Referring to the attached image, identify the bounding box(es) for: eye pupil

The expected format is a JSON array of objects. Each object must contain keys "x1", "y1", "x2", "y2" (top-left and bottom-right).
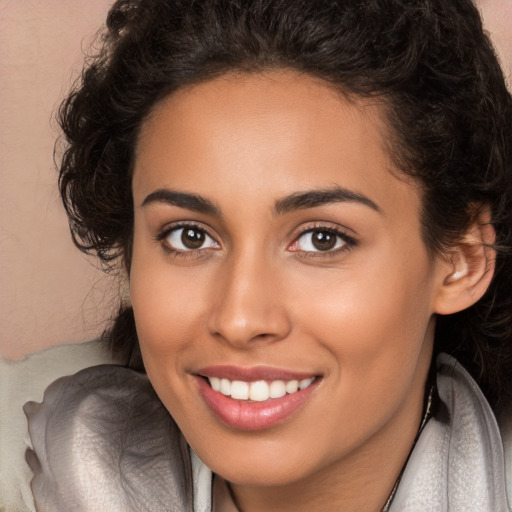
[
  {"x1": 181, "y1": 228, "x2": 205, "y2": 249},
  {"x1": 312, "y1": 230, "x2": 337, "y2": 251}
]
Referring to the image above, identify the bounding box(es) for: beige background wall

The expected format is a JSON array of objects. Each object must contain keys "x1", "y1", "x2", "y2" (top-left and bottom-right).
[
  {"x1": 0, "y1": 0, "x2": 510, "y2": 360},
  {"x1": 0, "y1": 1, "x2": 115, "y2": 359}
]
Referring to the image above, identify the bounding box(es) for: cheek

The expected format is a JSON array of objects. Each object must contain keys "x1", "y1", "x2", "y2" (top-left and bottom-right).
[
  {"x1": 131, "y1": 268, "x2": 207, "y2": 354},
  {"x1": 284, "y1": 259, "x2": 436, "y2": 450},
  {"x1": 129, "y1": 258, "x2": 209, "y2": 420},
  {"x1": 128, "y1": 233, "x2": 210, "y2": 364},
  {"x1": 289, "y1": 246, "x2": 436, "y2": 383}
]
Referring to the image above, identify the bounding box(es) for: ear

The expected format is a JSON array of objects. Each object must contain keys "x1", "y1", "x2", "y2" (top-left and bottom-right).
[{"x1": 433, "y1": 208, "x2": 496, "y2": 315}]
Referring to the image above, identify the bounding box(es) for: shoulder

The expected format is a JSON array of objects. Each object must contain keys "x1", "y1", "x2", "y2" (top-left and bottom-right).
[
  {"x1": 2, "y1": 339, "x2": 117, "y2": 512},
  {"x1": 25, "y1": 364, "x2": 194, "y2": 512}
]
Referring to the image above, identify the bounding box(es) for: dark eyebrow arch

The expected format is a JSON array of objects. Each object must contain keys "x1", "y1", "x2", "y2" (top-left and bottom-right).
[
  {"x1": 274, "y1": 187, "x2": 381, "y2": 215},
  {"x1": 141, "y1": 189, "x2": 220, "y2": 215}
]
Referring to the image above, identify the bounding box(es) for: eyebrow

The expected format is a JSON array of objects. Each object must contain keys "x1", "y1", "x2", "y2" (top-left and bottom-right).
[
  {"x1": 274, "y1": 187, "x2": 381, "y2": 215},
  {"x1": 141, "y1": 189, "x2": 220, "y2": 215},
  {"x1": 141, "y1": 186, "x2": 381, "y2": 216}
]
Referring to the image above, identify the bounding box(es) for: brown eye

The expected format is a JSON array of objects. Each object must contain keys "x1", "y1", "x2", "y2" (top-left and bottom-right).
[
  {"x1": 296, "y1": 229, "x2": 346, "y2": 252},
  {"x1": 311, "y1": 230, "x2": 337, "y2": 251},
  {"x1": 182, "y1": 228, "x2": 205, "y2": 249},
  {"x1": 164, "y1": 226, "x2": 218, "y2": 251}
]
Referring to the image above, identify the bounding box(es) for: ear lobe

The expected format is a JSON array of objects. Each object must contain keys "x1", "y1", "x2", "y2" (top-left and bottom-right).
[{"x1": 434, "y1": 209, "x2": 496, "y2": 315}]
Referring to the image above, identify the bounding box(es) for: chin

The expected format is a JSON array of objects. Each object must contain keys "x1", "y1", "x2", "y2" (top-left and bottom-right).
[{"x1": 192, "y1": 432, "x2": 325, "y2": 487}]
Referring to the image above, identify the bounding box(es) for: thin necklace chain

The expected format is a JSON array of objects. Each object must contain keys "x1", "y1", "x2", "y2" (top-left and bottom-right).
[{"x1": 381, "y1": 385, "x2": 435, "y2": 512}]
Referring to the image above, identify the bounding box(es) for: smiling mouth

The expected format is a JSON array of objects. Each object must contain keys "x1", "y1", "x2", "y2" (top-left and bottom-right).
[
  {"x1": 196, "y1": 372, "x2": 321, "y2": 430},
  {"x1": 205, "y1": 376, "x2": 317, "y2": 402}
]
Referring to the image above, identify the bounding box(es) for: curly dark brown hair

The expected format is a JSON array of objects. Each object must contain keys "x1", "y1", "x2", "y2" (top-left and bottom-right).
[{"x1": 58, "y1": 0, "x2": 512, "y2": 412}]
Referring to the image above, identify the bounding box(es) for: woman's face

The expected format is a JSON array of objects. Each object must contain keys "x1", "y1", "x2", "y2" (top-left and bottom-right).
[{"x1": 130, "y1": 71, "x2": 449, "y2": 492}]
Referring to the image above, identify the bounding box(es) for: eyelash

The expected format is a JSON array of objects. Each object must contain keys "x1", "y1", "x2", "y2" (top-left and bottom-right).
[
  {"x1": 156, "y1": 222, "x2": 357, "y2": 259},
  {"x1": 156, "y1": 222, "x2": 219, "y2": 259},
  {"x1": 289, "y1": 224, "x2": 357, "y2": 259}
]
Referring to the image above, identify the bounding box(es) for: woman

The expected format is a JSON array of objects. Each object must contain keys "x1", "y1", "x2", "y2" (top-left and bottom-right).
[{"x1": 25, "y1": 0, "x2": 512, "y2": 510}]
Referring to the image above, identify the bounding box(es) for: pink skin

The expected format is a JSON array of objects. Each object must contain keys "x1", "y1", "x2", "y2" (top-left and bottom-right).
[{"x1": 129, "y1": 70, "x2": 483, "y2": 511}]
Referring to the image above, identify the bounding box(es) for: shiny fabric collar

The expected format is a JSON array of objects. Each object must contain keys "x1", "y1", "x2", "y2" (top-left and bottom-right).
[{"x1": 390, "y1": 353, "x2": 509, "y2": 511}]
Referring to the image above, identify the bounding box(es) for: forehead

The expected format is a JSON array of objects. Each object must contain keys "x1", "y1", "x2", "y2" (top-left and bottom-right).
[{"x1": 133, "y1": 70, "x2": 420, "y2": 217}]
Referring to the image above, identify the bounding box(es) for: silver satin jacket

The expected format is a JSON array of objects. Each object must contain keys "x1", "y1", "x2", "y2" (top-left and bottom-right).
[{"x1": 25, "y1": 354, "x2": 511, "y2": 511}]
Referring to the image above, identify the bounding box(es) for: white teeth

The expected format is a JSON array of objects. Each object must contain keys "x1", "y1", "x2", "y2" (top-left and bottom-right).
[
  {"x1": 249, "y1": 380, "x2": 269, "y2": 402},
  {"x1": 269, "y1": 380, "x2": 286, "y2": 399},
  {"x1": 285, "y1": 380, "x2": 299, "y2": 394},
  {"x1": 299, "y1": 378, "x2": 314, "y2": 390},
  {"x1": 220, "y1": 378, "x2": 231, "y2": 396},
  {"x1": 210, "y1": 377, "x2": 221, "y2": 392},
  {"x1": 231, "y1": 381, "x2": 249, "y2": 400},
  {"x1": 207, "y1": 376, "x2": 315, "y2": 401}
]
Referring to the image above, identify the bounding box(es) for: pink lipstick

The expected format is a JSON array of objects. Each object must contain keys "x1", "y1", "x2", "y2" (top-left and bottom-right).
[{"x1": 195, "y1": 366, "x2": 320, "y2": 430}]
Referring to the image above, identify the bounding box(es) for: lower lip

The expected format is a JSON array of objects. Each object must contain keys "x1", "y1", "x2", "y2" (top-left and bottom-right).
[{"x1": 195, "y1": 377, "x2": 320, "y2": 431}]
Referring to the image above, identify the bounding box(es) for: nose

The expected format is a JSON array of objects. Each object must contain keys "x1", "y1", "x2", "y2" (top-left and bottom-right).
[{"x1": 207, "y1": 253, "x2": 291, "y2": 348}]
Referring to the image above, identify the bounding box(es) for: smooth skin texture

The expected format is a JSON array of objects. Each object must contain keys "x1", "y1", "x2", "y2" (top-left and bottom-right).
[{"x1": 130, "y1": 71, "x2": 494, "y2": 512}]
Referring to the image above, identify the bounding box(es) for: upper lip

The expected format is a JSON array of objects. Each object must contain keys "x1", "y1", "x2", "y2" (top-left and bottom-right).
[{"x1": 196, "y1": 365, "x2": 318, "y2": 381}]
